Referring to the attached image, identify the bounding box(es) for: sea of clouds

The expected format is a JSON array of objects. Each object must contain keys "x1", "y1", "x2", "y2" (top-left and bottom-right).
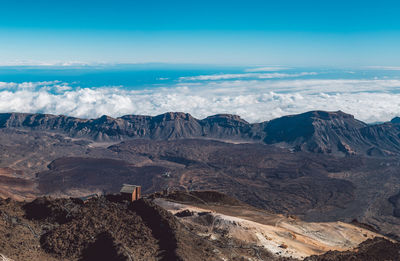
[{"x1": 1, "y1": 72, "x2": 400, "y2": 123}]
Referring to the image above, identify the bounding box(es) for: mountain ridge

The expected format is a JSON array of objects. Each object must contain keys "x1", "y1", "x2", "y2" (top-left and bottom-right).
[{"x1": 1, "y1": 110, "x2": 400, "y2": 155}]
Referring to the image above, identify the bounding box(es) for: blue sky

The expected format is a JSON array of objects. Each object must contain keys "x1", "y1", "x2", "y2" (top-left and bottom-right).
[{"x1": 0, "y1": 0, "x2": 400, "y2": 66}]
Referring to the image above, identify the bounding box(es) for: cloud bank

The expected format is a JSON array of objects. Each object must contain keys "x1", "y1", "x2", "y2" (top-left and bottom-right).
[
  {"x1": 244, "y1": 67, "x2": 291, "y2": 72},
  {"x1": 179, "y1": 72, "x2": 317, "y2": 81},
  {"x1": 0, "y1": 78, "x2": 400, "y2": 123},
  {"x1": 366, "y1": 66, "x2": 400, "y2": 71}
]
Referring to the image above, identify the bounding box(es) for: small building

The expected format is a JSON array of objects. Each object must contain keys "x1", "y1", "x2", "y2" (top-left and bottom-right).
[{"x1": 120, "y1": 184, "x2": 141, "y2": 201}]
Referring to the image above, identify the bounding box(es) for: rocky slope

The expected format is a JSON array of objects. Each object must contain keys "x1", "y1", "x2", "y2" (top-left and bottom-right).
[
  {"x1": 304, "y1": 237, "x2": 400, "y2": 261},
  {"x1": 155, "y1": 191, "x2": 388, "y2": 260},
  {"x1": 0, "y1": 194, "x2": 293, "y2": 261},
  {"x1": 1, "y1": 192, "x2": 396, "y2": 261}
]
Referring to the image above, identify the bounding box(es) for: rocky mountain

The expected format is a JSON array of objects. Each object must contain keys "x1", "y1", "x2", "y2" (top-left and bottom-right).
[
  {"x1": 263, "y1": 111, "x2": 367, "y2": 154},
  {"x1": 263, "y1": 111, "x2": 400, "y2": 156},
  {"x1": 391, "y1": 117, "x2": 400, "y2": 124},
  {"x1": 0, "y1": 112, "x2": 262, "y2": 142},
  {"x1": 1, "y1": 110, "x2": 400, "y2": 156}
]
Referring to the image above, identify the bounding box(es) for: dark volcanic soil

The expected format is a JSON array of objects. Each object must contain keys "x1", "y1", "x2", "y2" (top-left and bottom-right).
[
  {"x1": 28, "y1": 138, "x2": 400, "y2": 240},
  {"x1": 38, "y1": 157, "x2": 167, "y2": 195},
  {"x1": 0, "y1": 196, "x2": 292, "y2": 261},
  {"x1": 106, "y1": 139, "x2": 358, "y2": 215},
  {"x1": 305, "y1": 237, "x2": 400, "y2": 261}
]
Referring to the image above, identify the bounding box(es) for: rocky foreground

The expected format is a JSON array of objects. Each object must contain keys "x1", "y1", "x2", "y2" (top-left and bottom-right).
[{"x1": 0, "y1": 191, "x2": 399, "y2": 261}]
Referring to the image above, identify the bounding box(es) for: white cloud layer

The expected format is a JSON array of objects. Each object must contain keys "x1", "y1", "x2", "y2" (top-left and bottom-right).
[
  {"x1": 245, "y1": 66, "x2": 291, "y2": 72},
  {"x1": 0, "y1": 60, "x2": 92, "y2": 66},
  {"x1": 366, "y1": 66, "x2": 400, "y2": 71},
  {"x1": 179, "y1": 72, "x2": 317, "y2": 81},
  {"x1": 0, "y1": 79, "x2": 400, "y2": 123}
]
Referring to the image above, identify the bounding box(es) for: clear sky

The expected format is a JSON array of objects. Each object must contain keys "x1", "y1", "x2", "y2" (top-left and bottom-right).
[{"x1": 1, "y1": 0, "x2": 400, "y2": 66}]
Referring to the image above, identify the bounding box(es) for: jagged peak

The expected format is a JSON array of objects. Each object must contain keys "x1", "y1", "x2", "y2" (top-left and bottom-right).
[
  {"x1": 391, "y1": 117, "x2": 400, "y2": 124},
  {"x1": 97, "y1": 115, "x2": 115, "y2": 121},
  {"x1": 153, "y1": 112, "x2": 194, "y2": 121},
  {"x1": 267, "y1": 111, "x2": 363, "y2": 127},
  {"x1": 309, "y1": 110, "x2": 355, "y2": 119},
  {"x1": 203, "y1": 114, "x2": 249, "y2": 124},
  {"x1": 266, "y1": 110, "x2": 367, "y2": 130},
  {"x1": 286, "y1": 110, "x2": 355, "y2": 120}
]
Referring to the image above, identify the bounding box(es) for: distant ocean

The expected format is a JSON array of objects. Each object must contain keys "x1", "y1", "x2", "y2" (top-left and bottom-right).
[
  {"x1": 0, "y1": 64, "x2": 399, "y2": 123},
  {"x1": 0, "y1": 64, "x2": 399, "y2": 89}
]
